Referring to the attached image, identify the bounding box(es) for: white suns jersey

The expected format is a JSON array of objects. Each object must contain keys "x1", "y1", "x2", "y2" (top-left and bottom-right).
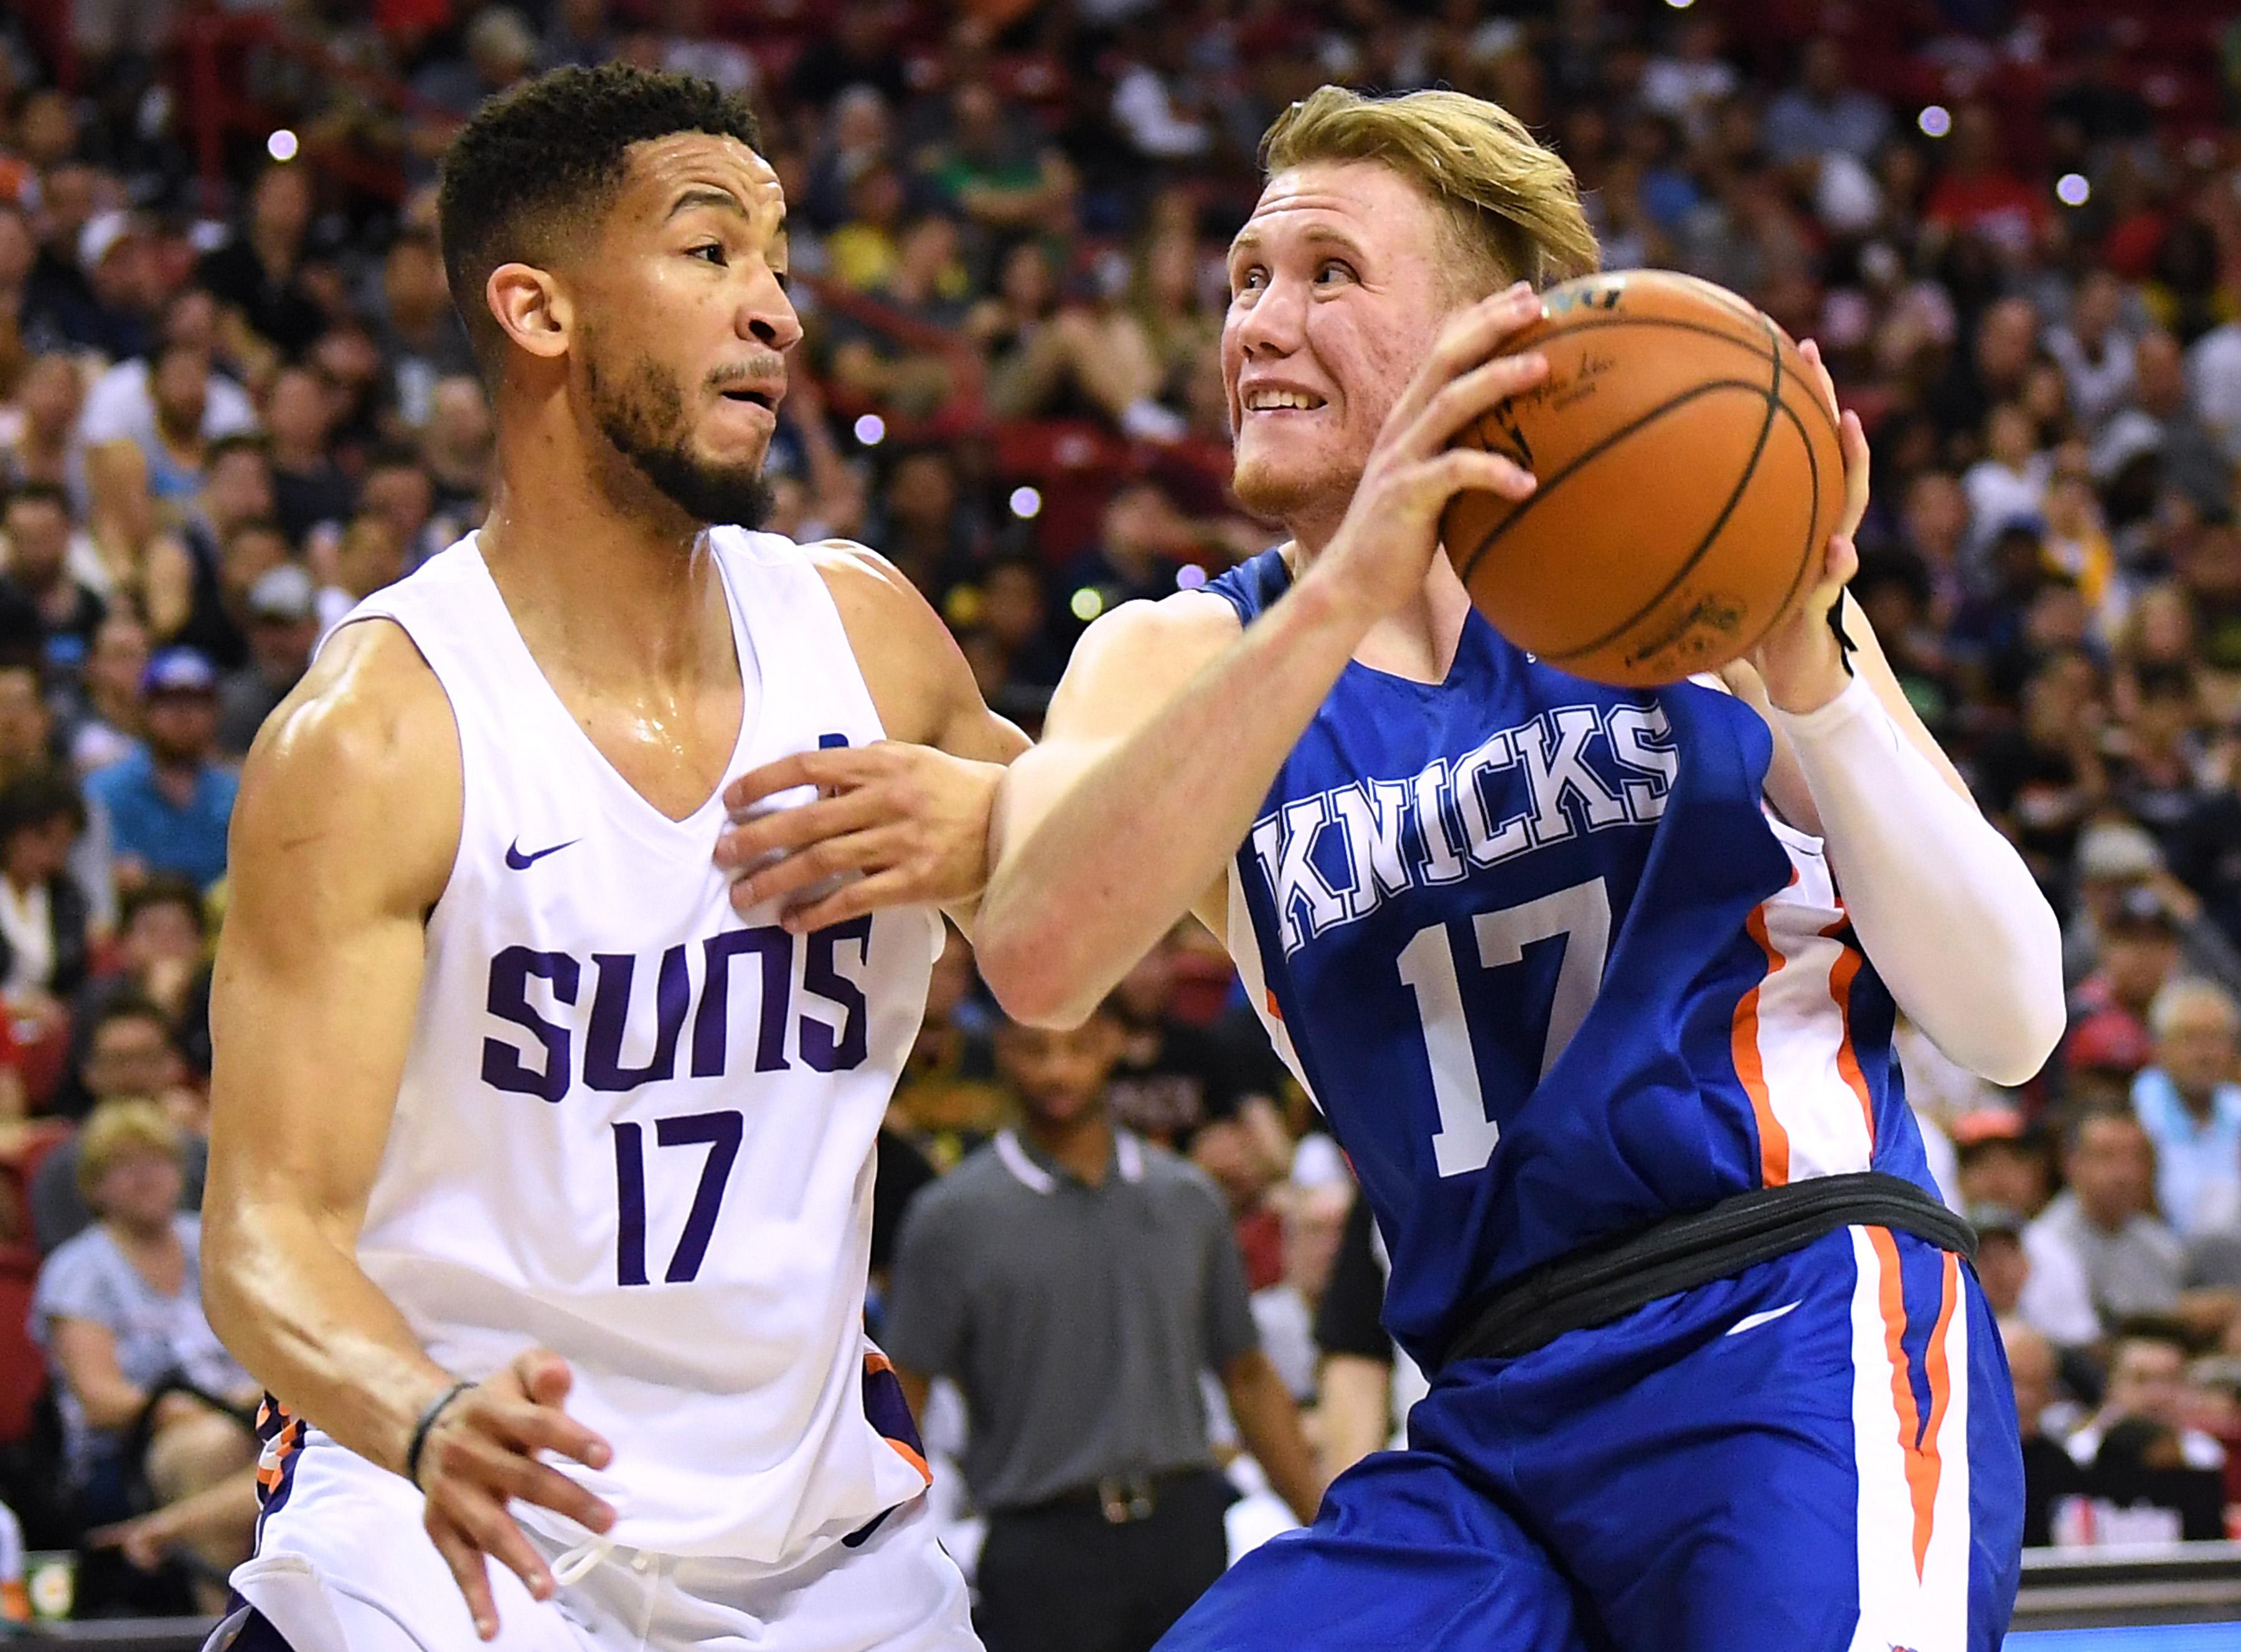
[{"x1": 332, "y1": 528, "x2": 939, "y2": 1565}]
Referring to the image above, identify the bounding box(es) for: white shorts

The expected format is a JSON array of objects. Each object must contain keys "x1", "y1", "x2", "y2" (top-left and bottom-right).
[{"x1": 232, "y1": 1440, "x2": 979, "y2": 1652}]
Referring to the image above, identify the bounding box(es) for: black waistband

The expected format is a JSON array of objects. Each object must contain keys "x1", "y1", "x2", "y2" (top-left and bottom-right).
[{"x1": 1439, "y1": 1171, "x2": 1975, "y2": 1371}]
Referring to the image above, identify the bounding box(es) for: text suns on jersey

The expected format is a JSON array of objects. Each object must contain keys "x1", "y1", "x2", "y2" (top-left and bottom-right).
[
  {"x1": 1252, "y1": 701, "x2": 1678, "y2": 954},
  {"x1": 479, "y1": 916, "x2": 877, "y2": 1104}
]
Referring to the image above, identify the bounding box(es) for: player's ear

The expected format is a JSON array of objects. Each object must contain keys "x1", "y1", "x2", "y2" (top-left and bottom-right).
[{"x1": 486, "y1": 263, "x2": 571, "y2": 362}]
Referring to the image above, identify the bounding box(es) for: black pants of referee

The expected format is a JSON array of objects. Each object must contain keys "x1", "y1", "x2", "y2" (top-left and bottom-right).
[{"x1": 974, "y1": 1469, "x2": 1233, "y2": 1652}]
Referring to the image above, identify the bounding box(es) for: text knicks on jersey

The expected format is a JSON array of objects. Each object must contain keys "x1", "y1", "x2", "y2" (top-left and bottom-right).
[
  {"x1": 479, "y1": 915, "x2": 875, "y2": 1102},
  {"x1": 1254, "y1": 702, "x2": 1678, "y2": 955}
]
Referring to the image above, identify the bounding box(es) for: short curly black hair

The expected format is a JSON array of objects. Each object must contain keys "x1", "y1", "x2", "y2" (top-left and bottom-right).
[{"x1": 436, "y1": 63, "x2": 764, "y2": 378}]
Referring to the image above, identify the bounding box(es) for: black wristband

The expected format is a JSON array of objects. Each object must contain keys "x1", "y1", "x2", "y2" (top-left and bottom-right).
[
  {"x1": 1826, "y1": 591, "x2": 1858, "y2": 677},
  {"x1": 405, "y1": 1379, "x2": 474, "y2": 1488}
]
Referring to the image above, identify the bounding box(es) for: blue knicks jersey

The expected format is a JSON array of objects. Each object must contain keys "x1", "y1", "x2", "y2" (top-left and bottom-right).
[{"x1": 1206, "y1": 548, "x2": 1938, "y2": 1368}]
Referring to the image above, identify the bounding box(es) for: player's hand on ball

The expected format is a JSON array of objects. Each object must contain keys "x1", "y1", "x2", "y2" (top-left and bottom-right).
[
  {"x1": 415, "y1": 1351, "x2": 616, "y2": 1640},
  {"x1": 1299, "y1": 281, "x2": 1548, "y2": 626},
  {"x1": 1746, "y1": 337, "x2": 1869, "y2": 715},
  {"x1": 716, "y1": 741, "x2": 1008, "y2": 929}
]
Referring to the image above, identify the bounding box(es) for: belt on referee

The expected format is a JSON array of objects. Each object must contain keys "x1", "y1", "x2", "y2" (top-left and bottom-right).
[
  {"x1": 1001, "y1": 1466, "x2": 1223, "y2": 1526},
  {"x1": 1437, "y1": 1171, "x2": 1975, "y2": 1371}
]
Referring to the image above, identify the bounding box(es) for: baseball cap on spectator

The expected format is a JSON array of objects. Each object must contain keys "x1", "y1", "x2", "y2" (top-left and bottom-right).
[
  {"x1": 2077, "y1": 820, "x2": 2163, "y2": 885},
  {"x1": 247, "y1": 563, "x2": 317, "y2": 624},
  {"x1": 142, "y1": 647, "x2": 219, "y2": 697},
  {"x1": 77, "y1": 209, "x2": 136, "y2": 271},
  {"x1": 2067, "y1": 1011, "x2": 2156, "y2": 1075},
  {"x1": 1952, "y1": 1109, "x2": 2027, "y2": 1151}
]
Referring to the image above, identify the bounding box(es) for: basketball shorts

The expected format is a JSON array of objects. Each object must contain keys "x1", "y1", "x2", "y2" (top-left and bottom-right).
[
  {"x1": 1157, "y1": 1224, "x2": 2022, "y2": 1652},
  {"x1": 230, "y1": 1437, "x2": 979, "y2": 1652}
]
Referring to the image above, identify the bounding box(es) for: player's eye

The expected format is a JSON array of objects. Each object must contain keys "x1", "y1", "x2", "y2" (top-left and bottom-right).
[
  {"x1": 772, "y1": 269, "x2": 791, "y2": 294},
  {"x1": 1314, "y1": 259, "x2": 1356, "y2": 286},
  {"x1": 688, "y1": 243, "x2": 727, "y2": 266},
  {"x1": 1234, "y1": 266, "x2": 1266, "y2": 295}
]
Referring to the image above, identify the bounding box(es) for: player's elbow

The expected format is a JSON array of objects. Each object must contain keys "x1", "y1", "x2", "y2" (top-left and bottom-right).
[
  {"x1": 972, "y1": 916, "x2": 1102, "y2": 1030},
  {"x1": 1952, "y1": 906, "x2": 2068, "y2": 1086},
  {"x1": 1971, "y1": 987, "x2": 2067, "y2": 1088}
]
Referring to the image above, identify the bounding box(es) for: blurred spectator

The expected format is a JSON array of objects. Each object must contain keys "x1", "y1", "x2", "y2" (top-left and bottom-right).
[
  {"x1": 0, "y1": 764, "x2": 90, "y2": 1008},
  {"x1": 413, "y1": 6, "x2": 540, "y2": 125},
  {"x1": 27, "y1": 1099, "x2": 255, "y2": 1611},
  {"x1": 2133, "y1": 979, "x2": 2241, "y2": 1237},
  {"x1": 264, "y1": 367, "x2": 354, "y2": 547},
  {"x1": 2023, "y1": 1109, "x2": 2183, "y2": 1344},
  {"x1": 916, "y1": 81, "x2": 1076, "y2": 240},
  {"x1": 217, "y1": 564, "x2": 318, "y2": 757},
  {"x1": 314, "y1": 512, "x2": 406, "y2": 637},
  {"x1": 0, "y1": 480, "x2": 102, "y2": 649},
  {"x1": 884, "y1": 1007, "x2": 1320, "y2": 1652},
  {"x1": 195, "y1": 163, "x2": 328, "y2": 362},
  {"x1": 172, "y1": 436, "x2": 276, "y2": 669},
  {"x1": 0, "y1": 662, "x2": 55, "y2": 784},
  {"x1": 1963, "y1": 405, "x2": 2047, "y2": 561},
  {"x1": 78, "y1": 291, "x2": 258, "y2": 471},
  {"x1": 2194, "y1": 316, "x2": 2241, "y2": 467},
  {"x1": 2058, "y1": 1322, "x2": 2229, "y2": 1545},
  {"x1": 60, "y1": 211, "x2": 159, "y2": 360},
  {"x1": 1, "y1": 353, "x2": 87, "y2": 500},
  {"x1": 2046, "y1": 271, "x2": 2136, "y2": 438},
  {"x1": 121, "y1": 343, "x2": 218, "y2": 508},
  {"x1": 1762, "y1": 37, "x2": 1888, "y2": 167},
  {"x1": 59, "y1": 611, "x2": 148, "y2": 776},
  {"x1": 35, "y1": 997, "x2": 204, "y2": 1244},
  {"x1": 2003, "y1": 1319, "x2": 2083, "y2": 1548},
  {"x1": 1972, "y1": 1204, "x2": 2032, "y2": 1320},
  {"x1": 358, "y1": 447, "x2": 446, "y2": 570},
  {"x1": 85, "y1": 649, "x2": 237, "y2": 892},
  {"x1": 421, "y1": 375, "x2": 493, "y2": 523},
  {"x1": 1924, "y1": 105, "x2": 2045, "y2": 260},
  {"x1": 1106, "y1": 932, "x2": 1258, "y2": 1148},
  {"x1": 2066, "y1": 886, "x2": 2185, "y2": 1079},
  {"x1": 375, "y1": 230, "x2": 474, "y2": 433},
  {"x1": 1956, "y1": 1114, "x2": 2055, "y2": 1218},
  {"x1": 890, "y1": 926, "x2": 1008, "y2": 1174},
  {"x1": 2093, "y1": 332, "x2": 2230, "y2": 515}
]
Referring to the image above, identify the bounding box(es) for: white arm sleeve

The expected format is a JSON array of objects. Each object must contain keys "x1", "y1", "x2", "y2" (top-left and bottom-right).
[{"x1": 1771, "y1": 673, "x2": 2066, "y2": 1085}]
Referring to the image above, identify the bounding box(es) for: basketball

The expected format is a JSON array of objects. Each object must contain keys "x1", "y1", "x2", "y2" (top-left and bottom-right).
[{"x1": 1440, "y1": 270, "x2": 1846, "y2": 688}]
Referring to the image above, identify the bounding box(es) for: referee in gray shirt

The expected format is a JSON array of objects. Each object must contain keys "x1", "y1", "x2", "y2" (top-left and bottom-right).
[{"x1": 885, "y1": 1003, "x2": 1324, "y2": 1652}]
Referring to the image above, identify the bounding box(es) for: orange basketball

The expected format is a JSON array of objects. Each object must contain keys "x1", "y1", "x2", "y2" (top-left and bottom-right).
[{"x1": 1439, "y1": 270, "x2": 1845, "y2": 688}]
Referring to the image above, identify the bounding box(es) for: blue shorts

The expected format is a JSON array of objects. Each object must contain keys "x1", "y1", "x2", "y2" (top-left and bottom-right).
[{"x1": 1160, "y1": 1224, "x2": 2021, "y2": 1652}]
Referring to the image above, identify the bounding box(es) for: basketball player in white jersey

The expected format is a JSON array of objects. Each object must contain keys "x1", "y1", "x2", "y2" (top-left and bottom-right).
[{"x1": 199, "y1": 67, "x2": 1020, "y2": 1652}]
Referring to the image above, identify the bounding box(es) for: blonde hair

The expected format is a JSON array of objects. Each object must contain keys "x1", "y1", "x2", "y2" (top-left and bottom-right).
[
  {"x1": 76, "y1": 1097, "x2": 184, "y2": 1201},
  {"x1": 1261, "y1": 86, "x2": 1599, "y2": 294}
]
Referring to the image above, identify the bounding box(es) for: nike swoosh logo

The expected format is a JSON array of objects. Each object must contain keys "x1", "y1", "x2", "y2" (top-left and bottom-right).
[
  {"x1": 1724, "y1": 1301, "x2": 1801, "y2": 1338},
  {"x1": 505, "y1": 837, "x2": 578, "y2": 871}
]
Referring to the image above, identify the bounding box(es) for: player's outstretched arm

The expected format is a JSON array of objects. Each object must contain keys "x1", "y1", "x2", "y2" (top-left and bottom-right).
[
  {"x1": 975, "y1": 287, "x2": 1553, "y2": 1027},
  {"x1": 204, "y1": 622, "x2": 614, "y2": 1638},
  {"x1": 715, "y1": 542, "x2": 1028, "y2": 932}
]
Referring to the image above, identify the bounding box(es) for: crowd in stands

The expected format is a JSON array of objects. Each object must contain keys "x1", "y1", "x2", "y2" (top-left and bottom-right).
[{"x1": 1, "y1": 0, "x2": 2240, "y2": 1617}]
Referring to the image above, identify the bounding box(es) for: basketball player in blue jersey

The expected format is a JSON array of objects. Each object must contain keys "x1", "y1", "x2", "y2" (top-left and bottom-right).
[
  {"x1": 199, "y1": 68, "x2": 1020, "y2": 1652},
  {"x1": 759, "y1": 85, "x2": 2065, "y2": 1651}
]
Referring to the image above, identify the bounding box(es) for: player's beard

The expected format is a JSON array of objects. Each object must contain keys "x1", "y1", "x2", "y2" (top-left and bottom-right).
[{"x1": 584, "y1": 344, "x2": 774, "y2": 532}]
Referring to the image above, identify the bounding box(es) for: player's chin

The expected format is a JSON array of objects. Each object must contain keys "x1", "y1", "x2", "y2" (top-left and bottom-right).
[{"x1": 1232, "y1": 439, "x2": 1345, "y2": 520}]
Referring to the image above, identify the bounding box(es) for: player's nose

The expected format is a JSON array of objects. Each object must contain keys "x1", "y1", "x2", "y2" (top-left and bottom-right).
[
  {"x1": 739, "y1": 275, "x2": 802, "y2": 354},
  {"x1": 1233, "y1": 280, "x2": 1307, "y2": 360}
]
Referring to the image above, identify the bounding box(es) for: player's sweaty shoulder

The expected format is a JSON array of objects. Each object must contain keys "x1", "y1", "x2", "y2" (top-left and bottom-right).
[
  {"x1": 235, "y1": 619, "x2": 462, "y2": 913},
  {"x1": 803, "y1": 537, "x2": 979, "y2": 747}
]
